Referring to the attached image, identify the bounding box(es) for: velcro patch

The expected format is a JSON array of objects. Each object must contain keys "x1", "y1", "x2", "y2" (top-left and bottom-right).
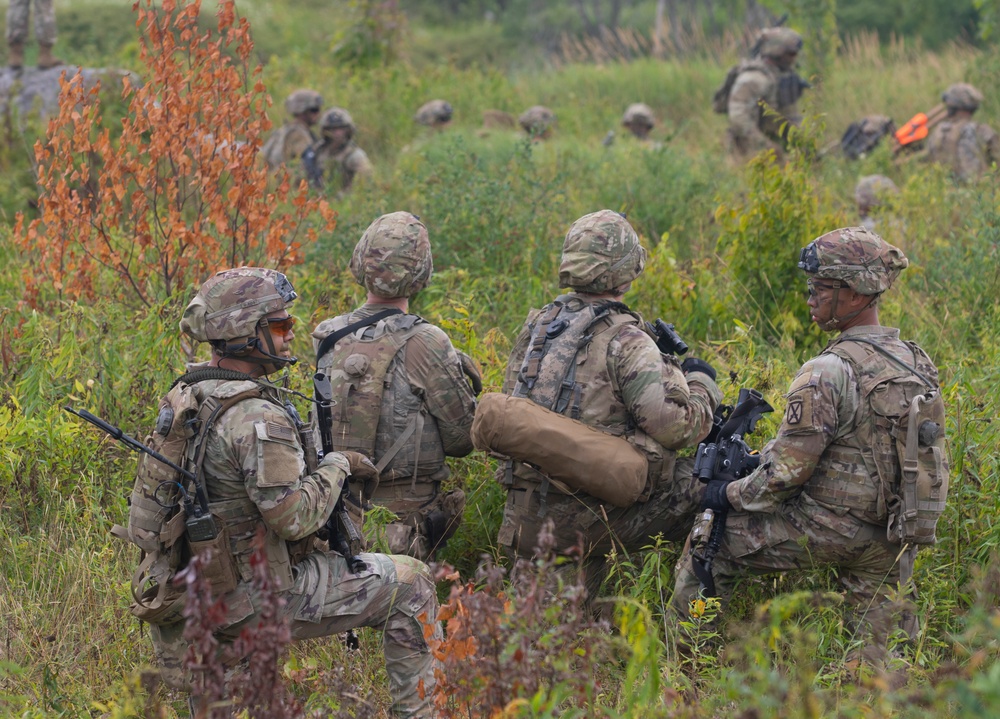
[
  {"x1": 266, "y1": 421, "x2": 296, "y2": 443},
  {"x1": 786, "y1": 398, "x2": 804, "y2": 425}
]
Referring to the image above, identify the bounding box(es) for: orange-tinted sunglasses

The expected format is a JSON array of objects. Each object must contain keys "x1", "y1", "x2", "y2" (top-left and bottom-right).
[{"x1": 264, "y1": 315, "x2": 296, "y2": 335}]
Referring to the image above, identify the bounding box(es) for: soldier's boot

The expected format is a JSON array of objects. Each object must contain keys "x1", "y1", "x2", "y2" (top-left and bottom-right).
[
  {"x1": 37, "y1": 44, "x2": 63, "y2": 70},
  {"x1": 8, "y1": 42, "x2": 23, "y2": 71}
]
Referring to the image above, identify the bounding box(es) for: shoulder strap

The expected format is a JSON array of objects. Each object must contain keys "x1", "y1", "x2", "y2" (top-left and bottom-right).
[
  {"x1": 316, "y1": 308, "x2": 404, "y2": 365},
  {"x1": 828, "y1": 336, "x2": 935, "y2": 388}
]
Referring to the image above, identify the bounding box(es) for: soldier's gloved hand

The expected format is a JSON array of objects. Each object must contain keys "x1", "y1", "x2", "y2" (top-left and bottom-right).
[
  {"x1": 337, "y1": 450, "x2": 380, "y2": 500},
  {"x1": 702, "y1": 477, "x2": 733, "y2": 512},
  {"x1": 682, "y1": 357, "x2": 717, "y2": 382},
  {"x1": 458, "y1": 351, "x2": 483, "y2": 396}
]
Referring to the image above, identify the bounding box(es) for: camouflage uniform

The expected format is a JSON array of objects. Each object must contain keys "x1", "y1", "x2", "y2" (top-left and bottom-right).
[
  {"x1": 519, "y1": 105, "x2": 556, "y2": 140},
  {"x1": 261, "y1": 90, "x2": 322, "y2": 180},
  {"x1": 7, "y1": 0, "x2": 56, "y2": 47},
  {"x1": 313, "y1": 213, "x2": 477, "y2": 561},
  {"x1": 497, "y1": 211, "x2": 722, "y2": 600},
  {"x1": 311, "y1": 107, "x2": 373, "y2": 194},
  {"x1": 926, "y1": 83, "x2": 999, "y2": 182},
  {"x1": 724, "y1": 28, "x2": 806, "y2": 163},
  {"x1": 673, "y1": 228, "x2": 942, "y2": 663},
  {"x1": 147, "y1": 268, "x2": 440, "y2": 718}
]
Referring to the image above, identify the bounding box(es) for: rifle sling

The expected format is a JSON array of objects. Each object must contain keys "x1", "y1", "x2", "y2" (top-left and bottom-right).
[{"x1": 315, "y1": 308, "x2": 404, "y2": 365}]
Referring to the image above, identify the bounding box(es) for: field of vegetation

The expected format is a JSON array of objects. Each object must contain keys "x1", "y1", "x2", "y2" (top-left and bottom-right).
[{"x1": 2, "y1": 0, "x2": 1000, "y2": 716}]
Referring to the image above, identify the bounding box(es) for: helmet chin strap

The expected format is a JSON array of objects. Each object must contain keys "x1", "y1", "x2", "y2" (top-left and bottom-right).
[
  {"x1": 817, "y1": 285, "x2": 877, "y2": 332},
  {"x1": 217, "y1": 330, "x2": 298, "y2": 376}
]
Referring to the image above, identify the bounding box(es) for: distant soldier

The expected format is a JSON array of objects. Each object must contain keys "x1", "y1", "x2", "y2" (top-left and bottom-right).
[
  {"x1": 308, "y1": 107, "x2": 373, "y2": 194},
  {"x1": 714, "y1": 27, "x2": 808, "y2": 163},
  {"x1": 519, "y1": 105, "x2": 556, "y2": 141},
  {"x1": 621, "y1": 103, "x2": 656, "y2": 141},
  {"x1": 415, "y1": 99, "x2": 454, "y2": 130},
  {"x1": 313, "y1": 212, "x2": 478, "y2": 560},
  {"x1": 926, "y1": 83, "x2": 999, "y2": 182},
  {"x1": 260, "y1": 89, "x2": 322, "y2": 182},
  {"x1": 7, "y1": 0, "x2": 62, "y2": 70},
  {"x1": 855, "y1": 175, "x2": 899, "y2": 231}
]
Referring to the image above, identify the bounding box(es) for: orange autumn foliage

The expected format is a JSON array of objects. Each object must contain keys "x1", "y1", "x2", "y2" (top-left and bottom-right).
[{"x1": 16, "y1": 0, "x2": 335, "y2": 308}]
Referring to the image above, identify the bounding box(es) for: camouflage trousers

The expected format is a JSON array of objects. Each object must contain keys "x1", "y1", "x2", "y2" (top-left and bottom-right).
[
  {"x1": 359, "y1": 478, "x2": 466, "y2": 562},
  {"x1": 149, "y1": 550, "x2": 441, "y2": 718},
  {"x1": 672, "y1": 495, "x2": 917, "y2": 664},
  {"x1": 498, "y1": 456, "x2": 700, "y2": 601},
  {"x1": 6, "y1": 0, "x2": 56, "y2": 46}
]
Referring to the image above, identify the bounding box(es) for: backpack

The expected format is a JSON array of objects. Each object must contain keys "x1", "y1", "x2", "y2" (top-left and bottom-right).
[
  {"x1": 826, "y1": 338, "x2": 949, "y2": 545},
  {"x1": 114, "y1": 369, "x2": 263, "y2": 624},
  {"x1": 712, "y1": 65, "x2": 742, "y2": 114}
]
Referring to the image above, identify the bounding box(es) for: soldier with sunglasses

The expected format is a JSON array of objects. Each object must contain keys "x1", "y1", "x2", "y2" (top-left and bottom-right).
[{"x1": 144, "y1": 267, "x2": 441, "y2": 718}]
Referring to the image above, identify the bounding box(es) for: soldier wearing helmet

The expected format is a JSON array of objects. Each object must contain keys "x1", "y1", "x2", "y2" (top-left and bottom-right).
[
  {"x1": 926, "y1": 82, "x2": 999, "y2": 181},
  {"x1": 415, "y1": 99, "x2": 454, "y2": 129},
  {"x1": 308, "y1": 106, "x2": 373, "y2": 194},
  {"x1": 312, "y1": 213, "x2": 478, "y2": 562},
  {"x1": 496, "y1": 210, "x2": 722, "y2": 602},
  {"x1": 519, "y1": 105, "x2": 556, "y2": 141},
  {"x1": 260, "y1": 89, "x2": 322, "y2": 180},
  {"x1": 714, "y1": 27, "x2": 808, "y2": 163},
  {"x1": 621, "y1": 102, "x2": 656, "y2": 141},
  {"x1": 146, "y1": 267, "x2": 443, "y2": 717},
  {"x1": 674, "y1": 227, "x2": 943, "y2": 668}
]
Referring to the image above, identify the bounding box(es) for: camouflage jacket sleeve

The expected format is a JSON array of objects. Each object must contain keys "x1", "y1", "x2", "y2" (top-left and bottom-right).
[
  {"x1": 404, "y1": 324, "x2": 478, "y2": 457},
  {"x1": 283, "y1": 124, "x2": 314, "y2": 164},
  {"x1": 214, "y1": 398, "x2": 348, "y2": 540},
  {"x1": 978, "y1": 123, "x2": 1000, "y2": 167},
  {"x1": 728, "y1": 69, "x2": 779, "y2": 152},
  {"x1": 727, "y1": 353, "x2": 856, "y2": 513},
  {"x1": 609, "y1": 325, "x2": 722, "y2": 449},
  {"x1": 345, "y1": 147, "x2": 374, "y2": 177}
]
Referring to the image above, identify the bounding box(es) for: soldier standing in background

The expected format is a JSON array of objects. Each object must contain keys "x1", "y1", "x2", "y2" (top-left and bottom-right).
[
  {"x1": 7, "y1": 0, "x2": 62, "y2": 70},
  {"x1": 309, "y1": 106, "x2": 373, "y2": 194},
  {"x1": 715, "y1": 27, "x2": 807, "y2": 163},
  {"x1": 495, "y1": 210, "x2": 722, "y2": 602},
  {"x1": 260, "y1": 89, "x2": 322, "y2": 183},
  {"x1": 621, "y1": 103, "x2": 657, "y2": 142},
  {"x1": 673, "y1": 228, "x2": 947, "y2": 668},
  {"x1": 138, "y1": 268, "x2": 441, "y2": 718},
  {"x1": 313, "y1": 212, "x2": 478, "y2": 560},
  {"x1": 926, "y1": 83, "x2": 999, "y2": 182}
]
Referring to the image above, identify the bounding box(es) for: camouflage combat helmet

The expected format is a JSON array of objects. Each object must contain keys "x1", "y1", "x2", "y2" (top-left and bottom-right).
[
  {"x1": 622, "y1": 103, "x2": 656, "y2": 129},
  {"x1": 415, "y1": 99, "x2": 453, "y2": 127},
  {"x1": 942, "y1": 83, "x2": 983, "y2": 113},
  {"x1": 756, "y1": 27, "x2": 803, "y2": 59},
  {"x1": 321, "y1": 107, "x2": 356, "y2": 131},
  {"x1": 798, "y1": 226, "x2": 908, "y2": 295},
  {"x1": 351, "y1": 212, "x2": 433, "y2": 299},
  {"x1": 559, "y1": 210, "x2": 647, "y2": 293},
  {"x1": 180, "y1": 267, "x2": 297, "y2": 344},
  {"x1": 519, "y1": 105, "x2": 556, "y2": 136},
  {"x1": 854, "y1": 175, "x2": 899, "y2": 211},
  {"x1": 285, "y1": 89, "x2": 322, "y2": 116}
]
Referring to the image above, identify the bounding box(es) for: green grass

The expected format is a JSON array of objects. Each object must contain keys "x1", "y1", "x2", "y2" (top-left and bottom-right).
[{"x1": 2, "y1": 1, "x2": 1000, "y2": 716}]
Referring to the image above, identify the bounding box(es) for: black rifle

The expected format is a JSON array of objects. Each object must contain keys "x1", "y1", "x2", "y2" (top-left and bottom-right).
[
  {"x1": 689, "y1": 388, "x2": 774, "y2": 596},
  {"x1": 645, "y1": 319, "x2": 689, "y2": 356},
  {"x1": 62, "y1": 406, "x2": 219, "y2": 542},
  {"x1": 301, "y1": 145, "x2": 323, "y2": 189},
  {"x1": 313, "y1": 372, "x2": 366, "y2": 574}
]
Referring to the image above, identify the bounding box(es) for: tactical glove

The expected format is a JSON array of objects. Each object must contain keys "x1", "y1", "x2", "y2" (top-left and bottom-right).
[
  {"x1": 458, "y1": 351, "x2": 483, "y2": 396},
  {"x1": 337, "y1": 450, "x2": 380, "y2": 499},
  {"x1": 702, "y1": 477, "x2": 733, "y2": 512},
  {"x1": 682, "y1": 357, "x2": 717, "y2": 382}
]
